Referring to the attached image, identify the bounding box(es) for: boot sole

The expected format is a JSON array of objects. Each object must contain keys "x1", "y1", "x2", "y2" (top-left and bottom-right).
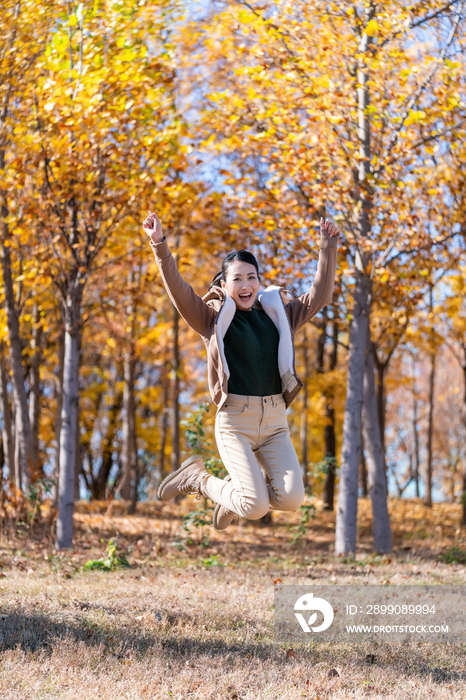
[{"x1": 157, "y1": 455, "x2": 205, "y2": 502}]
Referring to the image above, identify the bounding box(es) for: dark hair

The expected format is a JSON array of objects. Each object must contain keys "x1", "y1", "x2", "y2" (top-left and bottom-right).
[{"x1": 209, "y1": 250, "x2": 260, "y2": 289}]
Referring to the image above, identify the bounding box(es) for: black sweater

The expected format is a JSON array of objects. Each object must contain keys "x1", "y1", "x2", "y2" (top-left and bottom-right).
[{"x1": 224, "y1": 308, "x2": 282, "y2": 396}]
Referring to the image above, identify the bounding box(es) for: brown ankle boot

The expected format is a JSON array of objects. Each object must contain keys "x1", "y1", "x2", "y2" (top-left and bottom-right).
[{"x1": 157, "y1": 456, "x2": 210, "y2": 502}]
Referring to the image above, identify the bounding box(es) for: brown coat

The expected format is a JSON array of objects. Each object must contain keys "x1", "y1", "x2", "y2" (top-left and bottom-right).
[{"x1": 150, "y1": 230, "x2": 339, "y2": 410}]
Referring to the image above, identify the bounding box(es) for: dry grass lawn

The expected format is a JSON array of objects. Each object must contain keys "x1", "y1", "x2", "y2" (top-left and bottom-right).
[{"x1": 1, "y1": 497, "x2": 466, "y2": 699}]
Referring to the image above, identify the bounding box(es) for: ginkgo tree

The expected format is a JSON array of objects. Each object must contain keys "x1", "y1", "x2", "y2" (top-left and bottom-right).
[
  {"x1": 0, "y1": 0, "x2": 56, "y2": 489},
  {"x1": 1, "y1": 0, "x2": 204, "y2": 547},
  {"x1": 441, "y1": 269, "x2": 466, "y2": 523},
  {"x1": 180, "y1": 0, "x2": 466, "y2": 553}
]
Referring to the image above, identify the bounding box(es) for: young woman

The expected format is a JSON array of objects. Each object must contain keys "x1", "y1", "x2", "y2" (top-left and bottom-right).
[{"x1": 143, "y1": 211, "x2": 340, "y2": 529}]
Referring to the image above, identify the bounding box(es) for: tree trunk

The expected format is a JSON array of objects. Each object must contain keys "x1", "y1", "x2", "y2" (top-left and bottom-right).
[
  {"x1": 424, "y1": 285, "x2": 435, "y2": 508},
  {"x1": 0, "y1": 164, "x2": 34, "y2": 487},
  {"x1": 424, "y1": 350, "x2": 435, "y2": 507},
  {"x1": 120, "y1": 350, "x2": 134, "y2": 500},
  {"x1": 129, "y1": 434, "x2": 139, "y2": 515},
  {"x1": 412, "y1": 373, "x2": 421, "y2": 499},
  {"x1": 0, "y1": 438, "x2": 4, "y2": 515},
  {"x1": 451, "y1": 458, "x2": 458, "y2": 503},
  {"x1": 0, "y1": 345, "x2": 14, "y2": 484},
  {"x1": 461, "y1": 347, "x2": 466, "y2": 525},
  {"x1": 360, "y1": 437, "x2": 368, "y2": 497},
  {"x1": 121, "y1": 272, "x2": 138, "y2": 510},
  {"x1": 121, "y1": 350, "x2": 137, "y2": 501},
  {"x1": 56, "y1": 286, "x2": 82, "y2": 549},
  {"x1": 335, "y1": 15, "x2": 373, "y2": 556},
  {"x1": 335, "y1": 270, "x2": 371, "y2": 555},
  {"x1": 0, "y1": 437, "x2": 4, "y2": 484},
  {"x1": 53, "y1": 330, "x2": 65, "y2": 507},
  {"x1": 323, "y1": 407, "x2": 337, "y2": 509},
  {"x1": 74, "y1": 403, "x2": 81, "y2": 502},
  {"x1": 29, "y1": 303, "x2": 42, "y2": 478},
  {"x1": 363, "y1": 332, "x2": 392, "y2": 553},
  {"x1": 14, "y1": 404, "x2": 21, "y2": 489},
  {"x1": 373, "y1": 352, "x2": 387, "y2": 478},
  {"x1": 300, "y1": 327, "x2": 310, "y2": 491},
  {"x1": 462, "y1": 469, "x2": 466, "y2": 527},
  {"x1": 94, "y1": 389, "x2": 122, "y2": 500},
  {"x1": 170, "y1": 303, "x2": 181, "y2": 473},
  {"x1": 126, "y1": 355, "x2": 139, "y2": 514},
  {"x1": 158, "y1": 369, "x2": 170, "y2": 481},
  {"x1": 323, "y1": 312, "x2": 338, "y2": 511}
]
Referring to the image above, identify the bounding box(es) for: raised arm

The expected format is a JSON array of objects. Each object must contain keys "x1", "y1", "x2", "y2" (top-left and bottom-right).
[
  {"x1": 143, "y1": 212, "x2": 215, "y2": 336},
  {"x1": 285, "y1": 218, "x2": 340, "y2": 332}
]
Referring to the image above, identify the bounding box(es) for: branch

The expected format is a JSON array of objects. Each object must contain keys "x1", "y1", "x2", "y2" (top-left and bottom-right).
[
  {"x1": 412, "y1": 0, "x2": 462, "y2": 27},
  {"x1": 384, "y1": 229, "x2": 461, "y2": 266},
  {"x1": 375, "y1": 0, "x2": 464, "y2": 179},
  {"x1": 80, "y1": 457, "x2": 93, "y2": 494},
  {"x1": 410, "y1": 118, "x2": 466, "y2": 150},
  {"x1": 378, "y1": 0, "x2": 463, "y2": 49},
  {"x1": 394, "y1": 473, "x2": 414, "y2": 497},
  {"x1": 444, "y1": 337, "x2": 464, "y2": 368},
  {"x1": 375, "y1": 168, "x2": 440, "y2": 268}
]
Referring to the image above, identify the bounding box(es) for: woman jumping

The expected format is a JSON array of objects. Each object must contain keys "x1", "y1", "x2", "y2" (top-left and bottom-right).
[{"x1": 143, "y1": 212, "x2": 340, "y2": 530}]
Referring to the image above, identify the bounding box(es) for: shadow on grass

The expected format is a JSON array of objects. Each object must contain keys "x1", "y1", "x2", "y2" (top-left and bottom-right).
[
  {"x1": 0, "y1": 606, "x2": 271, "y2": 659},
  {"x1": 1, "y1": 608, "x2": 465, "y2": 686}
]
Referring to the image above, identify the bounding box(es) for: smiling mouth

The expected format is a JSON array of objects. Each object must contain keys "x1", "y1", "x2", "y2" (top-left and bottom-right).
[{"x1": 238, "y1": 293, "x2": 252, "y2": 302}]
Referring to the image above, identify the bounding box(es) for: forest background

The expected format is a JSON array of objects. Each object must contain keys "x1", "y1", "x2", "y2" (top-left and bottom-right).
[{"x1": 1, "y1": 0, "x2": 466, "y2": 553}]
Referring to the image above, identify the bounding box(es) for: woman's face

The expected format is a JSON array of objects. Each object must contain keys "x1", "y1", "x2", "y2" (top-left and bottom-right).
[{"x1": 221, "y1": 261, "x2": 260, "y2": 310}]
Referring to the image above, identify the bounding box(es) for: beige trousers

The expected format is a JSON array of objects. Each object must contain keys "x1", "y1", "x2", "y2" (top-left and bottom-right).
[{"x1": 202, "y1": 393, "x2": 305, "y2": 520}]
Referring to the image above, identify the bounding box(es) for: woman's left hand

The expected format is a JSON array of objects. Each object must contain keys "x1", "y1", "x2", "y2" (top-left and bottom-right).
[{"x1": 320, "y1": 217, "x2": 340, "y2": 239}]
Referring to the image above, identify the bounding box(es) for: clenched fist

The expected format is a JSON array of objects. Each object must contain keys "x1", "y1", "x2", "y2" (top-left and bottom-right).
[
  {"x1": 143, "y1": 211, "x2": 164, "y2": 243},
  {"x1": 320, "y1": 217, "x2": 340, "y2": 239}
]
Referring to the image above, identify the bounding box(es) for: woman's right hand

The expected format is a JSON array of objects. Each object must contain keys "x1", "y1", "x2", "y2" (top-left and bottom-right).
[{"x1": 143, "y1": 211, "x2": 164, "y2": 243}]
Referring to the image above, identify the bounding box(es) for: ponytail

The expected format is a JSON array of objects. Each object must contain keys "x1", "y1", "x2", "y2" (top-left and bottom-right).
[
  {"x1": 209, "y1": 250, "x2": 260, "y2": 290},
  {"x1": 210, "y1": 270, "x2": 224, "y2": 289}
]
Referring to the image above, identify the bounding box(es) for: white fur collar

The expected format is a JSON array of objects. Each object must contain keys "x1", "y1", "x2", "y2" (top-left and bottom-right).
[
  {"x1": 216, "y1": 293, "x2": 236, "y2": 379},
  {"x1": 216, "y1": 287, "x2": 297, "y2": 392},
  {"x1": 257, "y1": 287, "x2": 297, "y2": 392}
]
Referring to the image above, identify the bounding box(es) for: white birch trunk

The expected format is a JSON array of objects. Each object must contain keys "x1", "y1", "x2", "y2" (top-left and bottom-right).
[
  {"x1": 74, "y1": 405, "x2": 81, "y2": 501},
  {"x1": 52, "y1": 332, "x2": 65, "y2": 507},
  {"x1": 424, "y1": 284, "x2": 435, "y2": 507},
  {"x1": 56, "y1": 318, "x2": 80, "y2": 549},
  {"x1": 170, "y1": 237, "x2": 181, "y2": 475},
  {"x1": 121, "y1": 348, "x2": 137, "y2": 501},
  {"x1": 158, "y1": 370, "x2": 169, "y2": 481},
  {"x1": 363, "y1": 332, "x2": 392, "y2": 553},
  {"x1": 170, "y1": 303, "x2": 180, "y2": 474},
  {"x1": 412, "y1": 369, "x2": 421, "y2": 499},
  {"x1": 335, "y1": 270, "x2": 371, "y2": 555},
  {"x1": 300, "y1": 329, "x2": 309, "y2": 491},
  {"x1": 121, "y1": 271, "x2": 137, "y2": 503},
  {"x1": 424, "y1": 351, "x2": 435, "y2": 506}
]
